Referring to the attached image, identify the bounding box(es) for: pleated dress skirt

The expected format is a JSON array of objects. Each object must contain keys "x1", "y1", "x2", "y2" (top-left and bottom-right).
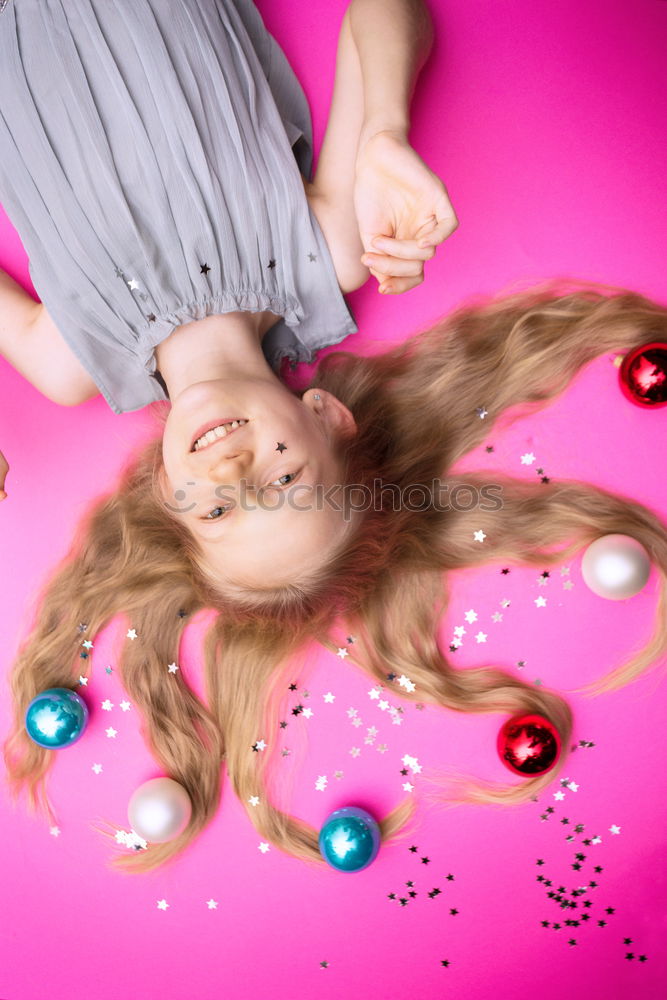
[{"x1": 0, "y1": 0, "x2": 358, "y2": 413}]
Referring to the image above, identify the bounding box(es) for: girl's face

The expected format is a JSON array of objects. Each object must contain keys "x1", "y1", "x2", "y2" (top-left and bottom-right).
[{"x1": 159, "y1": 376, "x2": 357, "y2": 589}]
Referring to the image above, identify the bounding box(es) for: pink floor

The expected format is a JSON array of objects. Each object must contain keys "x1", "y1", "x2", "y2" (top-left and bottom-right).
[{"x1": 1, "y1": 1, "x2": 666, "y2": 998}]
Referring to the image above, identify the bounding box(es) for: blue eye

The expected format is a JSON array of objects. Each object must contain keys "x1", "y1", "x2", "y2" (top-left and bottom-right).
[
  {"x1": 203, "y1": 504, "x2": 232, "y2": 521},
  {"x1": 201, "y1": 471, "x2": 300, "y2": 519}
]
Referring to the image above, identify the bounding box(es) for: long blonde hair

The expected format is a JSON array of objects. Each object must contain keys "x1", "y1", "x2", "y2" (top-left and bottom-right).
[{"x1": 3, "y1": 276, "x2": 667, "y2": 875}]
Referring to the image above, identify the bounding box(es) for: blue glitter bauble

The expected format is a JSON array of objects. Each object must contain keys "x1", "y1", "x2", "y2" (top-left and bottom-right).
[
  {"x1": 318, "y1": 806, "x2": 381, "y2": 872},
  {"x1": 25, "y1": 687, "x2": 89, "y2": 749}
]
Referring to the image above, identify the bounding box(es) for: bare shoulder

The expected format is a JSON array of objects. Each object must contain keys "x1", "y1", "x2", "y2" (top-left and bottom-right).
[{"x1": 30, "y1": 304, "x2": 100, "y2": 406}]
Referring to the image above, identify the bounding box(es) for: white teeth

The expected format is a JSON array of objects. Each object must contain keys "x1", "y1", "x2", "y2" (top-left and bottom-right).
[{"x1": 194, "y1": 419, "x2": 247, "y2": 451}]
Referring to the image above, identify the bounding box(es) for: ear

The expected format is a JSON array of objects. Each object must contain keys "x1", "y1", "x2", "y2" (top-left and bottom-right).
[{"x1": 302, "y1": 387, "x2": 357, "y2": 440}]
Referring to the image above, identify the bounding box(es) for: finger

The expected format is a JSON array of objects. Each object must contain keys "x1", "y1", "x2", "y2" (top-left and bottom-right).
[
  {"x1": 368, "y1": 235, "x2": 436, "y2": 261},
  {"x1": 0, "y1": 451, "x2": 8, "y2": 496},
  {"x1": 418, "y1": 205, "x2": 459, "y2": 249},
  {"x1": 379, "y1": 273, "x2": 424, "y2": 295},
  {"x1": 361, "y1": 254, "x2": 423, "y2": 278}
]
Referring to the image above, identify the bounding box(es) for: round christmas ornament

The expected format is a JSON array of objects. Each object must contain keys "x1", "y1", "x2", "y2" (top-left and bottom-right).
[
  {"x1": 497, "y1": 714, "x2": 561, "y2": 776},
  {"x1": 581, "y1": 533, "x2": 651, "y2": 600},
  {"x1": 318, "y1": 805, "x2": 381, "y2": 873},
  {"x1": 127, "y1": 776, "x2": 192, "y2": 843},
  {"x1": 25, "y1": 687, "x2": 89, "y2": 749},
  {"x1": 618, "y1": 341, "x2": 667, "y2": 407}
]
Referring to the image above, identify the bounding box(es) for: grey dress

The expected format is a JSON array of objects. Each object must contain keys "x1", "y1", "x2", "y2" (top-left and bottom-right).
[{"x1": 0, "y1": 0, "x2": 358, "y2": 414}]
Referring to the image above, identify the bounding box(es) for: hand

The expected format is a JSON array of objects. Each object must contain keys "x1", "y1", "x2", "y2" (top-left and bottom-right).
[
  {"x1": 353, "y1": 128, "x2": 458, "y2": 294},
  {"x1": 0, "y1": 448, "x2": 8, "y2": 501}
]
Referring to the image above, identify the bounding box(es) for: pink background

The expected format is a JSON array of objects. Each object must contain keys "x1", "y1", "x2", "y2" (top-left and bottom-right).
[{"x1": 1, "y1": 0, "x2": 666, "y2": 997}]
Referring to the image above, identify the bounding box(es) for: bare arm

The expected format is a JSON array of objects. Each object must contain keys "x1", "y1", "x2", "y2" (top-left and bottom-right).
[
  {"x1": 307, "y1": 1, "x2": 435, "y2": 293},
  {"x1": 0, "y1": 267, "x2": 41, "y2": 345},
  {"x1": 349, "y1": 0, "x2": 434, "y2": 145},
  {"x1": 0, "y1": 266, "x2": 98, "y2": 407}
]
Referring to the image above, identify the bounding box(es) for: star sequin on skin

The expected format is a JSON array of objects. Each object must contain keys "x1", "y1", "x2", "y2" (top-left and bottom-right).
[
  {"x1": 337, "y1": 647, "x2": 349, "y2": 658},
  {"x1": 473, "y1": 530, "x2": 486, "y2": 542},
  {"x1": 276, "y1": 442, "x2": 287, "y2": 452},
  {"x1": 126, "y1": 628, "x2": 138, "y2": 640}
]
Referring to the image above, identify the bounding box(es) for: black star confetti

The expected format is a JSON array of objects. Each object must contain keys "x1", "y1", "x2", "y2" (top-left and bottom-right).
[
  {"x1": 276, "y1": 442, "x2": 287, "y2": 453},
  {"x1": 267, "y1": 259, "x2": 276, "y2": 270},
  {"x1": 200, "y1": 263, "x2": 211, "y2": 275}
]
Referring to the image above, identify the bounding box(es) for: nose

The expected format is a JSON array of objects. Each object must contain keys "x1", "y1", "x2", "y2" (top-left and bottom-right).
[{"x1": 207, "y1": 447, "x2": 254, "y2": 483}]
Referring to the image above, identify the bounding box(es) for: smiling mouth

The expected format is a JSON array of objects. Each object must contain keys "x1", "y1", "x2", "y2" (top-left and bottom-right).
[{"x1": 191, "y1": 419, "x2": 249, "y2": 452}]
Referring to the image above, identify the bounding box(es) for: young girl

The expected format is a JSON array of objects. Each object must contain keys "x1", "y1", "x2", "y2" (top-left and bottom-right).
[{"x1": 2, "y1": 1, "x2": 667, "y2": 874}]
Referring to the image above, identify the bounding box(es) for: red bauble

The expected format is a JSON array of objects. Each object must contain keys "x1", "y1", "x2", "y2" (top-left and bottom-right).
[
  {"x1": 619, "y1": 341, "x2": 667, "y2": 408},
  {"x1": 497, "y1": 713, "x2": 561, "y2": 776}
]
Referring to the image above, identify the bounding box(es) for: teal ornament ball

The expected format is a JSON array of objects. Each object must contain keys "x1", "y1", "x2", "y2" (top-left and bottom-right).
[
  {"x1": 25, "y1": 687, "x2": 89, "y2": 749},
  {"x1": 318, "y1": 806, "x2": 381, "y2": 872}
]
